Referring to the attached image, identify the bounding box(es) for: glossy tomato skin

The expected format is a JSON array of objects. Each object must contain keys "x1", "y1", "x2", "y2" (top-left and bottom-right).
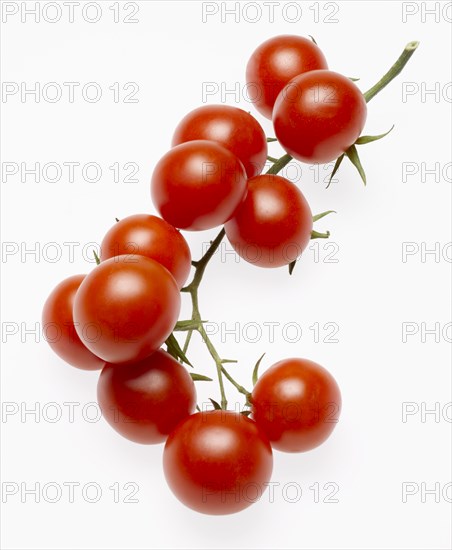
[
  {"x1": 224, "y1": 174, "x2": 313, "y2": 267},
  {"x1": 273, "y1": 70, "x2": 367, "y2": 164},
  {"x1": 163, "y1": 410, "x2": 273, "y2": 515},
  {"x1": 151, "y1": 140, "x2": 247, "y2": 231},
  {"x1": 251, "y1": 358, "x2": 341, "y2": 453},
  {"x1": 100, "y1": 214, "x2": 191, "y2": 288},
  {"x1": 97, "y1": 349, "x2": 196, "y2": 444},
  {"x1": 172, "y1": 105, "x2": 267, "y2": 178},
  {"x1": 246, "y1": 35, "x2": 328, "y2": 119},
  {"x1": 42, "y1": 275, "x2": 105, "y2": 371},
  {"x1": 73, "y1": 255, "x2": 180, "y2": 364}
]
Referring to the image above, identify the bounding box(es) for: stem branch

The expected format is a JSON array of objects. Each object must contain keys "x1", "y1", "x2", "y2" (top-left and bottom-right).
[
  {"x1": 364, "y1": 41, "x2": 419, "y2": 103},
  {"x1": 266, "y1": 153, "x2": 293, "y2": 175},
  {"x1": 196, "y1": 325, "x2": 228, "y2": 409}
]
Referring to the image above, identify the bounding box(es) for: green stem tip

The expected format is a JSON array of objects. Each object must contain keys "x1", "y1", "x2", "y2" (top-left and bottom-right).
[{"x1": 364, "y1": 41, "x2": 419, "y2": 103}]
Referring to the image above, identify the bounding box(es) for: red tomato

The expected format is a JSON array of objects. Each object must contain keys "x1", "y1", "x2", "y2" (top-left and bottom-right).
[
  {"x1": 246, "y1": 35, "x2": 328, "y2": 119},
  {"x1": 42, "y1": 275, "x2": 105, "y2": 371},
  {"x1": 171, "y1": 105, "x2": 267, "y2": 178},
  {"x1": 224, "y1": 174, "x2": 312, "y2": 267},
  {"x1": 251, "y1": 358, "x2": 341, "y2": 452},
  {"x1": 163, "y1": 410, "x2": 273, "y2": 515},
  {"x1": 273, "y1": 70, "x2": 367, "y2": 163},
  {"x1": 100, "y1": 214, "x2": 191, "y2": 288},
  {"x1": 97, "y1": 349, "x2": 196, "y2": 444},
  {"x1": 151, "y1": 140, "x2": 247, "y2": 231},
  {"x1": 73, "y1": 255, "x2": 180, "y2": 364}
]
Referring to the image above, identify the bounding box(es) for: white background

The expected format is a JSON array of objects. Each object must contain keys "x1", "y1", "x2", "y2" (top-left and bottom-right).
[{"x1": 1, "y1": 1, "x2": 451, "y2": 549}]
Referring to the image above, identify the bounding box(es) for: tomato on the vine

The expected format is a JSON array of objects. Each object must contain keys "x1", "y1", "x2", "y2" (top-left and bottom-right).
[
  {"x1": 97, "y1": 349, "x2": 196, "y2": 444},
  {"x1": 246, "y1": 35, "x2": 328, "y2": 119},
  {"x1": 251, "y1": 358, "x2": 341, "y2": 452},
  {"x1": 151, "y1": 140, "x2": 247, "y2": 231},
  {"x1": 39, "y1": 33, "x2": 422, "y2": 517},
  {"x1": 42, "y1": 275, "x2": 105, "y2": 371},
  {"x1": 172, "y1": 105, "x2": 268, "y2": 178},
  {"x1": 224, "y1": 174, "x2": 313, "y2": 267},
  {"x1": 163, "y1": 410, "x2": 273, "y2": 514},
  {"x1": 73, "y1": 255, "x2": 180, "y2": 364},
  {"x1": 273, "y1": 70, "x2": 367, "y2": 164},
  {"x1": 100, "y1": 214, "x2": 191, "y2": 288}
]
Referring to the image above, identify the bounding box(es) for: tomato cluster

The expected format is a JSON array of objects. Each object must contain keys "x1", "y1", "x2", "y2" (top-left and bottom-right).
[
  {"x1": 41, "y1": 33, "x2": 418, "y2": 515},
  {"x1": 247, "y1": 34, "x2": 367, "y2": 163}
]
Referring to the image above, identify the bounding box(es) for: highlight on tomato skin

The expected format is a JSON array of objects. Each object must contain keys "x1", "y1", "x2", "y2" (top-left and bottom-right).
[
  {"x1": 163, "y1": 410, "x2": 273, "y2": 515},
  {"x1": 224, "y1": 174, "x2": 313, "y2": 268},
  {"x1": 97, "y1": 349, "x2": 196, "y2": 444},
  {"x1": 42, "y1": 275, "x2": 105, "y2": 371},
  {"x1": 246, "y1": 34, "x2": 328, "y2": 119},
  {"x1": 273, "y1": 70, "x2": 368, "y2": 164},
  {"x1": 100, "y1": 214, "x2": 192, "y2": 289},
  {"x1": 151, "y1": 140, "x2": 248, "y2": 231},
  {"x1": 251, "y1": 358, "x2": 342, "y2": 453},
  {"x1": 171, "y1": 104, "x2": 268, "y2": 178},
  {"x1": 72, "y1": 255, "x2": 181, "y2": 365}
]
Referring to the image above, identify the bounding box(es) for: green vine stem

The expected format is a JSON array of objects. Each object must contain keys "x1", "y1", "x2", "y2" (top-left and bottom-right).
[
  {"x1": 180, "y1": 230, "x2": 229, "y2": 409},
  {"x1": 179, "y1": 228, "x2": 251, "y2": 409},
  {"x1": 364, "y1": 41, "x2": 419, "y2": 103},
  {"x1": 266, "y1": 153, "x2": 293, "y2": 175}
]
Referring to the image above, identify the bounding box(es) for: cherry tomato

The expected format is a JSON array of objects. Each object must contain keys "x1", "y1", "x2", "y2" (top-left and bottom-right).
[
  {"x1": 42, "y1": 275, "x2": 105, "y2": 371},
  {"x1": 151, "y1": 140, "x2": 247, "y2": 231},
  {"x1": 73, "y1": 255, "x2": 180, "y2": 364},
  {"x1": 163, "y1": 410, "x2": 273, "y2": 515},
  {"x1": 246, "y1": 35, "x2": 328, "y2": 119},
  {"x1": 97, "y1": 349, "x2": 196, "y2": 444},
  {"x1": 172, "y1": 105, "x2": 267, "y2": 178},
  {"x1": 251, "y1": 358, "x2": 341, "y2": 453},
  {"x1": 100, "y1": 214, "x2": 191, "y2": 288},
  {"x1": 273, "y1": 70, "x2": 367, "y2": 164},
  {"x1": 224, "y1": 174, "x2": 313, "y2": 267}
]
